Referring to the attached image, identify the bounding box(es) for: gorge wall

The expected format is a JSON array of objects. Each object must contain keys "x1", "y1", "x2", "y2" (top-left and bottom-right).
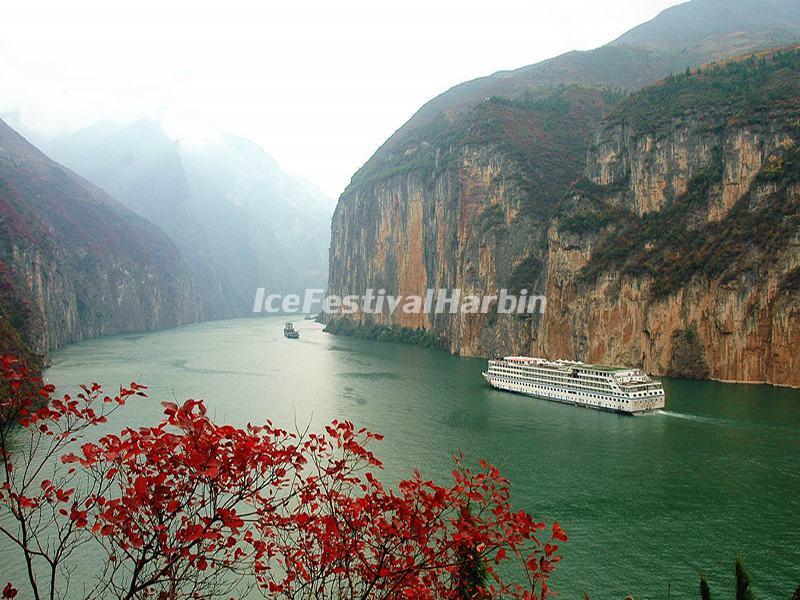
[
  {"x1": 0, "y1": 119, "x2": 198, "y2": 369},
  {"x1": 328, "y1": 51, "x2": 800, "y2": 387},
  {"x1": 542, "y1": 107, "x2": 800, "y2": 386}
]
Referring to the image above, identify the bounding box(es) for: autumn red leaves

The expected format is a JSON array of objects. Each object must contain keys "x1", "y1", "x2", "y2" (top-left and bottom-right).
[{"x1": 0, "y1": 355, "x2": 566, "y2": 599}]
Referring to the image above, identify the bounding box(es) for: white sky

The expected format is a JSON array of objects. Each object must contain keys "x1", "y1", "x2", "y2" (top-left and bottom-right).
[{"x1": 1, "y1": 0, "x2": 685, "y2": 198}]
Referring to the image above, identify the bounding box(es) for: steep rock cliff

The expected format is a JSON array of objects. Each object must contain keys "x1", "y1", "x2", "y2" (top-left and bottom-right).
[
  {"x1": 544, "y1": 51, "x2": 800, "y2": 386},
  {"x1": 330, "y1": 88, "x2": 610, "y2": 356},
  {"x1": 328, "y1": 49, "x2": 800, "y2": 387},
  {"x1": 0, "y1": 119, "x2": 198, "y2": 368}
]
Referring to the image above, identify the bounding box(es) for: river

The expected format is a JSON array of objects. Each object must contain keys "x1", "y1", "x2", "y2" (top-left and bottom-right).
[{"x1": 5, "y1": 316, "x2": 800, "y2": 598}]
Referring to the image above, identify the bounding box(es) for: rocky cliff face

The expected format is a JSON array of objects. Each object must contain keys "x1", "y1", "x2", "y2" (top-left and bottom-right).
[
  {"x1": 0, "y1": 119, "x2": 198, "y2": 368},
  {"x1": 328, "y1": 50, "x2": 800, "y2": 387},
  {"x1": 541, "y1": 55, "x2": 800, "y2": 387},
  {"x1": 329, "y1": 88, "x2": 608, "y2": 356}
]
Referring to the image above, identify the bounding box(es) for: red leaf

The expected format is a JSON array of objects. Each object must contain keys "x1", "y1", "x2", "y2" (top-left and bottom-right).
[{"x1": 552, "y1": 521, "x2": 569, "y2": 542}]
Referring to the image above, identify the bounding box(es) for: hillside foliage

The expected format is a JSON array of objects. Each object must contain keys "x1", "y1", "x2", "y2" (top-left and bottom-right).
[{"x1": 607, "y1": 47, "x2": 800, "y2": 135}]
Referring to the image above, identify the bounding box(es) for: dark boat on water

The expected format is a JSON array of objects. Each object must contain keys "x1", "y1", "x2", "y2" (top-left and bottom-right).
[{"x1": 283, "y1": 322, "x2": 300, "y2": 339}]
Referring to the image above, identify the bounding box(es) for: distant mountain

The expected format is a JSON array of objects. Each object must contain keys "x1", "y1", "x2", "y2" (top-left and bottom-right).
[
  {"x1": 46, "y1": 120, "x2": 236, "y2": 319},
  {"x1": 45, "y1": 121, "x2": 335, "y2": 319},
  {"x1": 0, "y1": 119, "x2": 197, "y2": 368},
  {"x1": 181, "y1": 133, "x2": 334, "y2": 295}
]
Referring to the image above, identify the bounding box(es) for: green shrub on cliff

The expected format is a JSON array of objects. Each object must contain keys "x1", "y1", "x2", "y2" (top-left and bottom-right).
[
  {"x1": 607, "y1": 48, "x2": 800, "y2": 135},
  {"x1": 508, "y1": 254, "x2": 544, "y2": 293},
  {"x1": 467, "y1": 87, "x2": 611, "y2": 220},
  {"x1": 324, "y1": 318, "x2": 448, "y2": 349},
  {"x1": 578, "y1": 136, "x2": 799, "y2": 300},
  {"x1": 478, "y1": 204, "x2": 506, "y2": 234}
]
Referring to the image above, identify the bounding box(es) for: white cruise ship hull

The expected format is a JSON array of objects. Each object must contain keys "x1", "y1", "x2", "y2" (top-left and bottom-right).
[{"x1": 483, "y1": 357, "x2": 666, "y2": 415}]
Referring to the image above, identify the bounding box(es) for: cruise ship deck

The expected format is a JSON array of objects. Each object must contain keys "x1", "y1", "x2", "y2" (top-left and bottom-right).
[{"x1": 483, "y1": 356, "x2": 665, "y2": 414}]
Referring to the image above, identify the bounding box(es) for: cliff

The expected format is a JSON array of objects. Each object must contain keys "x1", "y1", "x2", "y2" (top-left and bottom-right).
[
  {"x1": 328, "y1": 48, "x2": 800, "y2": 387},
  {"x1": 544, "y1": 50, "x2": 800, "y2": 386},
  {"x1": 0, "y1": 119, "x2": 198, "y2": 368}
]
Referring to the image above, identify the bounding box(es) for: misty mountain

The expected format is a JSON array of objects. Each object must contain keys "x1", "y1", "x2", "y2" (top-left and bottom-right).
[
  {"x1": 612, "y1": 0, "x2": 800, "y2": 57},
  {"x1": 180, "y1": 133, "x2": 334, "y2": 295},
  {"x1": 45, "y1": 120, "x2": 335, "y2": 319},
  {"x1": 0, "y1": 118, "x2": 197, "y2": 367},
  {"x1": 361, "y1": 0, "x2": 800, "y2": 166}
]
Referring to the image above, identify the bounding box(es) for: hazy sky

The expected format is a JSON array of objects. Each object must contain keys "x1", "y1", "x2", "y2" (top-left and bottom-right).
[{"x1": 1, "y1": 0, "x2": 686, "y2": 198}]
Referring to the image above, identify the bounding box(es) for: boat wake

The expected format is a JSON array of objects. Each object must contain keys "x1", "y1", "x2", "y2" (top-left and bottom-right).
[
  {"x1": 658, "y1": 410, "x2": 700, "y2": 420},
  {"x1": 658, "y1": 410, "x2": 800, "y2": 437},
  {"x1": 656, "y1": 410, "x2": 726, "y2": 426}
]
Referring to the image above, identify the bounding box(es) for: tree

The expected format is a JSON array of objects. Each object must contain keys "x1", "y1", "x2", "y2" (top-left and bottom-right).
[
  {"x1": 735, "y1": 556, "x2": 755, "y2": 600},
  {"x1": 453, "y1": 505, "x2": 488, "y2": 599},
  {"x1": 0, "y1": 355, "x2": 144, "y2": 600},
  {"x1": 0, "y1": 355, "x2": 567, "y2": 599}
]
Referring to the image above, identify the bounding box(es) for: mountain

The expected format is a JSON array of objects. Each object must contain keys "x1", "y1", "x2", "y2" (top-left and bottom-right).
[
  {"x1": 45, "y1": 120, "x2": 237, "y2": 319},
  {"x1": 45, "y1": 121, "x2": 335, "y2": 319},
  {"x1": 327, "y1": 0, "x2": 800, "y2": 387},
  {"x1": 180, "y1": 133, "x2": 334, "y2": 294},
  {"x1": 350, "y1": 0, "x2": 799, "y2": 180},
  {"x1": 611, "y1": 0, "x2": 800, "y2": 56},
  {"x1": 544, "y1": 49, "x2": 800, "y2": 386},
  {"x1": 0, "y1": 119, "x2": 197, "y2": 369}
]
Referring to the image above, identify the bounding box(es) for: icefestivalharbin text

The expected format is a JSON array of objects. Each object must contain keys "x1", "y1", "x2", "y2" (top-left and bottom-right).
[{"x1": 253, "y1": 288, "x2": 547, "y2": 315}]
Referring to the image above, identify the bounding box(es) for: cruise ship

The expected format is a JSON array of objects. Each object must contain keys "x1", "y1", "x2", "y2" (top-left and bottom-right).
[{"x1": 483, "y1": 356, "x2": 665, "y2": 414}]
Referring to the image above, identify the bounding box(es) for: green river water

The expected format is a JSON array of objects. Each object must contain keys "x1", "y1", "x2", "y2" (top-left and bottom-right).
[{"x1": 4, "y1": 316, "x2": 799, "y2": 598}]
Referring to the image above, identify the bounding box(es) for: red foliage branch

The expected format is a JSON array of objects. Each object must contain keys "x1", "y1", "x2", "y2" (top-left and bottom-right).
[{"x1": 0, "y1": 355, "x2": 567, "y2": 599}]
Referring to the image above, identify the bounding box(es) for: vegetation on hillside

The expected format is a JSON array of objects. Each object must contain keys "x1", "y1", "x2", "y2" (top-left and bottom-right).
[
  {"x1": 344, "y1": 2, "x2": 800, "y2": 197},
  {"x1": 578, "y1": 139, "x2": 799, "y2": 298},
  {"x1": 572, "y1": 49, "x2": 800, "y2": 299},
  {"x1": 557, "y1": 177, "x2": 631, "y2": 236},
  {"x1": 607, "y1": 47, "x2": 800, "y2": 135},
  {"x1": 465, "y1": 87, "x2": 611, "y2": 219},
  {"x1": 347, "y1": 85, "x2": 617, "y2": 229},
  {"x1": 324, "y1": 317, "x2": 448, "y2": 349},
  {"x1": 508, "y1": 254, "x2": 544, "y2": 294}
]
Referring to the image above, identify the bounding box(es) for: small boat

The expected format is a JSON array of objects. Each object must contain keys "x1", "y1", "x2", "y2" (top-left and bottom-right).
[{"x1": 283, "y1": 322, "x2": 300, "y2": 339}]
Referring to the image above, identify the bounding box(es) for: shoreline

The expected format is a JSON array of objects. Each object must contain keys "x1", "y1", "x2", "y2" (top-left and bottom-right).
[{"x1": 323, "y1": 318, "x2": 800, "y2": 391}]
